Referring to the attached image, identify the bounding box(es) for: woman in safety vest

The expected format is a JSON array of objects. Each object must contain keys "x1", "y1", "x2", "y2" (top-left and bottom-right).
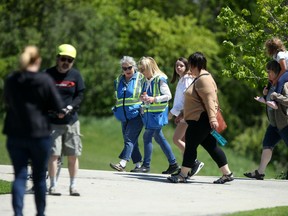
[
  {"x1": 110, "y1": 56, "x2": 144, "y2": 172},
  {"x1": 130, "y1": 56, "x2": 179, "y2": 174}
]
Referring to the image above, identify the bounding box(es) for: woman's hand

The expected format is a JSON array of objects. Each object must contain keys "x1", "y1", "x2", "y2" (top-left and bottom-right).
[
  {"x1": 168, "y1": 112, "x2": 174, "y2": 120},
  {"x1": 210, "y1": 121, "x2": 219, "y2": 130}
]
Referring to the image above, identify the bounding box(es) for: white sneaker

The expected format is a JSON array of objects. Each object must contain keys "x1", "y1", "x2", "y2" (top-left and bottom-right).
[
  {"x1": 254, "y1": 96, "x2": 266, "y2": 104},
  {"x1": 70, "y1": 187, "x2": 80, "y2": 196},
  {"x1": 48, "y1": 186, "x2": 61, "y2": 196},
  {"x1": 266, "y1": 101, "x2": 278, "y2": 109}
]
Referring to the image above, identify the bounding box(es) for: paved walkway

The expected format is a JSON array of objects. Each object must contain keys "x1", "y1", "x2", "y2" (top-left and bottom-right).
[{"x1": 0, "y1": 165, "x2": 288, "y2": 216}]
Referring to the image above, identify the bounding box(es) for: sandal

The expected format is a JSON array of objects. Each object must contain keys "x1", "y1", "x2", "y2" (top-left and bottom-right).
[
  {"x1": 167, "y1": 173, "x2": 188, "y2": 183},
  {"x1": 254, "y1": 96, "x2": 266, "y2": 104},
  {"x1": 244, "y1": 170, "x2": 265, "y2": 180},
  {"x1": 213, "y1": 173, "x2": 234, "y2": 184},
  {"x1": 266, "y1": 101, "x2": 278, "y2": 109}
]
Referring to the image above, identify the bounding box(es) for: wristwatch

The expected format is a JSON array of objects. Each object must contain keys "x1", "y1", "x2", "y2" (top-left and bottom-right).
[{"x1": 66, "y1": 105, "x2": 73, "y2": 111}]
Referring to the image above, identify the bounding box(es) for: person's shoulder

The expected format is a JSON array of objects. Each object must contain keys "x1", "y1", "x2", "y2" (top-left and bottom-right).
[
  {"x1": 6, "y1": 71, "x2": 19, "y2": 80},
  {"x1": 70, "y1": 67, "x2": 81, "y2": 74},
  {"x1": 43, "y1": 66, "x2": 57, "y2": 74},
  {"x1": 196, "y1": 72, "x2": 214, "y2": 87},
  {"x1": 69, "y1": 67, "x2": 83, "y2": 78},
  {"x1": 36, "y1": 72, "x2": 54, "y2": 82}
]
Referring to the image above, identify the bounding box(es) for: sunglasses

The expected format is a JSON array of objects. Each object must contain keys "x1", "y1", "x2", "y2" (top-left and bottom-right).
[
  {"x1": 59, "y1": 56, "x2": 74, "y2": 63},
  {"x1": 122, "y1": 66, "x2": 133, "y2": 71}
]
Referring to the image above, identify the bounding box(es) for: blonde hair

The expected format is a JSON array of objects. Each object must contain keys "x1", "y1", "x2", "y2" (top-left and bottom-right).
[
  {"x1": 19, "y1": 45, "x2": 40, "y2": 71},
  {"x1": 138, "y1": 56, "x2": 167, "y2": 79},
  {"x1": 265, "y1": 37, "x2": 286, "y2": 57}
]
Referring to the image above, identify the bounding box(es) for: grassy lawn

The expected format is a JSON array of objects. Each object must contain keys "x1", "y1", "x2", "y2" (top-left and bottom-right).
[
  {"x1": 0, "y1": 179, "x2": 11, "y2": 194},
  {"x1": 0, "y1": 116, "x2": 281, "y2": 177}
]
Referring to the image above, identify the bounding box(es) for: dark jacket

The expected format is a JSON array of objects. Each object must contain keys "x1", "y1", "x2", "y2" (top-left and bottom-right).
[{"x1": 3, "y1": 71, "x2": 63, "y2": 138}]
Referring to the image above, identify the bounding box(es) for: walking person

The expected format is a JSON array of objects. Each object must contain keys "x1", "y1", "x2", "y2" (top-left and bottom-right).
[
  {"x1": 131, "y1": 56, "x2": 179, "y2": 174},
  {"x1": 169, "y1": 57, "x2": 204, "y2": 177},
  {"x1": 3, "y1": 45, "x2": 63, "y2": 216},
  {"x1": 168, "y1": 52, "x2": 234, "y2": 184},
  {"x1": 110, "y1": 56, "x2": 144, "y2": 171},
  {"x1": 45, "y1": 44, "x2": 85, "y2": 196},
  {"x1": 244, "y1": 60, "x2": 288, "y2": 180}
]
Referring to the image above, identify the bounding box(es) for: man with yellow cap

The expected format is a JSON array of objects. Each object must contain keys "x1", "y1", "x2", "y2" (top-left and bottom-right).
[{"x1": 44, "y1": 44, "x2": 85, "y2": 196}]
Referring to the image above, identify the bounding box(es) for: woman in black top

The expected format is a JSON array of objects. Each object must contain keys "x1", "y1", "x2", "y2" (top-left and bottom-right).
[{"x1": 3, "y1": 45, "x2": 63, "y2": 216}]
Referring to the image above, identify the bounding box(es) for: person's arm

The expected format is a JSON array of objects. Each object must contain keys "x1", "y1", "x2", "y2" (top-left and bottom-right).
[
  {"x1": 69, "y1": 73, "x2": 85, "y2": 111},
  {"x1": 270, "y1": 82, "x2": 288, "y2": 106},
  {"x1": 145, "y1": 79, "x2": 172, "y2": 103},
  {"x1": 196, "y1": 75, "x2": 218, "y2": 124},
  {"x1": 155, "y1": 80, "x2": 172, "y2": 102}
]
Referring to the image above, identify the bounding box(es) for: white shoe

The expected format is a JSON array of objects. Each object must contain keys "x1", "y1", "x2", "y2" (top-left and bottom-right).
[
  {"x1": 254, "y1": 96, "x2": 266, "y2": 104},
  {"x1": 48, "y1": 186, "x2": 61, "y2": 196},
  {"x1": 266, "y1": 101, "x2": 278, "y2": 109}
]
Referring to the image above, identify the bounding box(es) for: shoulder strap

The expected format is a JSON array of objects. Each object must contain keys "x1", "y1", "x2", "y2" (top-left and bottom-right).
[{"x1": 193, "y1": 73, "x2": 220, "y2": 110}]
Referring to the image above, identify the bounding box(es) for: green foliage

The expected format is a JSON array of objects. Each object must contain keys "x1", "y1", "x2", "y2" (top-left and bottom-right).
[
  {"x1": 217, "y1": 0, "x2": 288, "y2": 87},
  {"x1": 231, "y1": 114, "x2": 288, "y2": 172}
]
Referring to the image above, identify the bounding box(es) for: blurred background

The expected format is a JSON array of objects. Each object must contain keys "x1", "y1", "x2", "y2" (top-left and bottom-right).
[{"x1": 0, "y1": 0, "x2": 287, "y2": 178}]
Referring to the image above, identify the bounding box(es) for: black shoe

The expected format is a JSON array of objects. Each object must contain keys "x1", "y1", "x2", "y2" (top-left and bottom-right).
[
  {"x1": 213, "y1": 173, "x2": 234, "y2": 184},
  {"x1": 130, "y1": 165, "x2": 150, "y2": 173},
  {"x1": 162, "y1": 163, "x2": 180, "y2": 174},
  {"x1": 189, "y1": 160, "x2": 204, "y2": 177},
  {"x1": 244, "y1": 170, "x2": 265, "y2": 180}
]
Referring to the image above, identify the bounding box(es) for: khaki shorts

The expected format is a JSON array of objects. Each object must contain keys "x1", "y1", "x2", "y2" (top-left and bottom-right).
[{"x1": 50, "y1": 120, "x2": 82, "y2": 156}]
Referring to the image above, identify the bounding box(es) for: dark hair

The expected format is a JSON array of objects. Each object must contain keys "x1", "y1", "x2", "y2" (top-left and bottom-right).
[
  {"x1": 188, "y1": 52, "x2": 207, "y2": 71},
  {"x1": 266, "y1": 60, "x2": 281, "y2": 75},
  {"x1": 170, "y1": 57, "x2": 189, "y2": 84}
]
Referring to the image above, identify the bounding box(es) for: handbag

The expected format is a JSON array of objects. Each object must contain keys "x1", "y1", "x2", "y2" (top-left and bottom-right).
[
  {"x1": 192, "y1": 73, "x2": 227, "y2": 133},
  {"x1": 216, "y1": 107, "x2": 227, "y2": 133}
]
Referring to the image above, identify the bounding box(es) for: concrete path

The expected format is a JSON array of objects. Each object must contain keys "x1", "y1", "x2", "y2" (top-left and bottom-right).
[{"x1": 0, "y1": 165, "x2": 288, "y2": 216}]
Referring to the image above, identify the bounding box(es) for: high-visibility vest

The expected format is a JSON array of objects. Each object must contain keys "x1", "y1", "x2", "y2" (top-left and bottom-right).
[
  {"x1": 114, "y1": 72, "x2": 143, "y2": 108},
  {"x1": 143, "y1": 76, "x2": 168, "y2": 113}
]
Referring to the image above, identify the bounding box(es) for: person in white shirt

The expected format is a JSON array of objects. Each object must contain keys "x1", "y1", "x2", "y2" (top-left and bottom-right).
[{"x1": 169, "y1": 57, "x2": 204, "y2": 177}]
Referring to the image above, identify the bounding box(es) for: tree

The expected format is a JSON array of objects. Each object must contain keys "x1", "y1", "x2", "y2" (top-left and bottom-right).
[{"x1": 217, "y1": 0, "x2": 288, "y2": 88}]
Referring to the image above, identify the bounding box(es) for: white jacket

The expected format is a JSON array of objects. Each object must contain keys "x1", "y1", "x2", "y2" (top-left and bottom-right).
[{"x1": 170, "y1": 74, "x2": 194, "y2": 116}]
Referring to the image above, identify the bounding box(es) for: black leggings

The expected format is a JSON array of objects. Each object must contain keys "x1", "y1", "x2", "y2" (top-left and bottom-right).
[{"x1": 183, "y1": 112, "x2": 228, "y2": 168}]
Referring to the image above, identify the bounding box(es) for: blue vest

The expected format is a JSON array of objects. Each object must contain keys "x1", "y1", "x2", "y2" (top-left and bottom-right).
[
  {"x1": 141, "y1": 76, "x2": 169, "y2": 129},
  {"x1": 113, "y1": 72, "x2": 144, "y2": 122}
]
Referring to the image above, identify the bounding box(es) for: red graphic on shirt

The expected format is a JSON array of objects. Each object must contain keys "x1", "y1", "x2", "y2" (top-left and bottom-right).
[{"x1": 55, "y1": 81, "x2": 75, "y2": 88}]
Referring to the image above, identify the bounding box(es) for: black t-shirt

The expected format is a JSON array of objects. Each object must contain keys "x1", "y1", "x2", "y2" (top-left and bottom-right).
[
  {"x1": 3, "y1": 71, "x2": 63, "y2": 138},
  {"x1": 45, "y1": 66, "x2": 85, "y2": 124}
]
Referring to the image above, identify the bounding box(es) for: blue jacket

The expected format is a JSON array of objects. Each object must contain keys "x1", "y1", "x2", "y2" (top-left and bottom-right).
[
  {"x1": 141, "y1": 76, "x2": 169, "y2": 129},
  {"x1": 113, "y1": 72, "x2": 144, "y2": 122}
]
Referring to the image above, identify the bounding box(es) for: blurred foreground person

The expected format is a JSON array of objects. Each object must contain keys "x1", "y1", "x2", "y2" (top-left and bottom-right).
[{"x1": 3, "y1": 45, "x2": 63, "y2": 216}]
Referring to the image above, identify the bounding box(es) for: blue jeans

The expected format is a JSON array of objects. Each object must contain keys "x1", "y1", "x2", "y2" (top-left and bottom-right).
[
  {"x1": 143, "y1": 128, "x2": 176, "y2": 167},
  {"x1": 6, "y1": 136, "x2": 52, "y2": 216},
  {"x1": 119, "y1": 115, "x2": 143, "y2": 163},
  {"x1": 263, "y1": 124, "x2": 288, "y2": 149}
]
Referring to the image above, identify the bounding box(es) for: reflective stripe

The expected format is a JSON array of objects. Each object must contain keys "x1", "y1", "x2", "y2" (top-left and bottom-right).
[
  {"x1": 116, "y1": 100, "x2": 141, "y2": 107},
  {"x1": 145, "y1": 76, "x2": 167, "y2": 112},
  {"x1": 115, "y1": 73, "x2": 143, "y2": 107},
  {"x1": 144, "y1": 104, "x2": 167, "y2": 112}
]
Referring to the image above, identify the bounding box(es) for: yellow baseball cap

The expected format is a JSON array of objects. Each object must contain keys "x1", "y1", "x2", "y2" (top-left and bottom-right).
[{"x1": 57, "y1": 44, "x2": 77, "y2": 58}]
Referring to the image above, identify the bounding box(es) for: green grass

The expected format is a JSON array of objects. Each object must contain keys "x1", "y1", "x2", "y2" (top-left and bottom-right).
[
  {"x1": 225, "y1": 206, "x2": 288, "y2": 216},
  {"x1": 0, "y1": 179, "x2": 11, "y2": 194},
  {"x1": 0, "y1": 116, "x2": 280, "y2": 177}
]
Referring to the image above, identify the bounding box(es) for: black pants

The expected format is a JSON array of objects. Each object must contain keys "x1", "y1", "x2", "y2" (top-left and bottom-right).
[{"x1": 183, "y1": 112, "x2": 228, "y2": 168}]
